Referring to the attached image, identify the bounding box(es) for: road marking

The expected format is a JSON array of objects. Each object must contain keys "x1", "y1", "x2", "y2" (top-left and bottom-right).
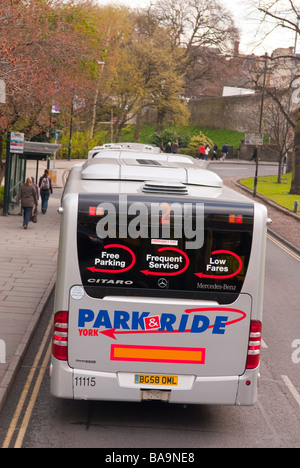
[
  {"x1": 267, "y1": 234, "x2": 300, "y2": 262},
  {"x1": 2, "y1": 317, "x2": 53, "y2": 449},
  {"x1": 14, "y1": 341, "x2": 52, "y2": 448},
  {"x1": 281, "y1": 375, "x2": 300, "y2": 408},
  {"x1": 267, "y1": 238, "x2": 300, "y2": 410}
]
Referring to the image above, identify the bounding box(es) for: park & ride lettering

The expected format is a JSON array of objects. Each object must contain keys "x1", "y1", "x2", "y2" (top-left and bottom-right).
[{"x1": 77, "y1": 307, "x2": 246, "y2": 338}]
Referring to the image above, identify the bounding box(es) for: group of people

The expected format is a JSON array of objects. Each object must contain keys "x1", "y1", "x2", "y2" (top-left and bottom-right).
[
  {"x1": 159, "y1": 140, "x2": 231, "y2": 160},
  {"x1": 197, "y1": 143, "x2": 229, "y2": 161},
  {"x1": 160, "y1": 141, "x2": 179, "y2": 153},
  {"x1": 15, "y1": 169, "x2": 53, "y2": 229}
]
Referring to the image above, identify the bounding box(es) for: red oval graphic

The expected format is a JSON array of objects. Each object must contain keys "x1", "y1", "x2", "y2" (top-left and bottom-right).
[{"x1": 184, "y1": 307, "x2": 247, "y2": 328}]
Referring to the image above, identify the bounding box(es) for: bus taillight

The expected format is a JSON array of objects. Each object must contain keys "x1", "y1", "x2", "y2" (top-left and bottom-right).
[
  {"x1": 246, "y1": 320, "x2": 262, "y2": 369},
  {"x1": 229, "y1": 214, "x2": 243, "y2": 223},
  {"x1": 52, "y1": 311, "x2": 68, "y2": 361}
]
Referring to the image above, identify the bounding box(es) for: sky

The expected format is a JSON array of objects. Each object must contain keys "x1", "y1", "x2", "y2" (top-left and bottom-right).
[{"x1": 98, "y1": 0, "x2": 298, "y2": 56}]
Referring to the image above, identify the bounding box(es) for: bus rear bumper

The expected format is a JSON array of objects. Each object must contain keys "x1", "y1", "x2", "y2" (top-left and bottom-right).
[{"x1": 49, "y1": 358, "x2": 260, "y2": 406}]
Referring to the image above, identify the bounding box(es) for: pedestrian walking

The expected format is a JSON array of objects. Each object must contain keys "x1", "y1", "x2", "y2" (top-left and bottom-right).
[
  {"x1": 249, "y1": 146, "x2": 258, "y2": 162},
  {"x1": 15, "y1": 177, "x2": 38, "y2": 229},
  {"x1": 220, "y1": 143, "x2": 228, "y2": 161},
  {"x1": 205, "y1": 145, "x2": 210, "y2": 160},
  {"x1": 211, "y1": 144, "x2": 218, "y2": 160},
  {"x1": 197, "y1": 143, "x2": 206, "y2": 159},
  {"x1": 171, "y1": 140, "x2": 178, "y2": 153},
  {"x1": 38, "y1": 169, "x2": 53, "y2": 214}
]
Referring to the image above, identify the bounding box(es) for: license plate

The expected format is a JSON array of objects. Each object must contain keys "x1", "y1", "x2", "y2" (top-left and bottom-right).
[{"x1": 134, "y1": 374, "x2": 178, "y2": 386}]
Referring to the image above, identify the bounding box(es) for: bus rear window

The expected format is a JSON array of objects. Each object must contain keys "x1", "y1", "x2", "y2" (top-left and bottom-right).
[{"x1": 77, "y1": 195, "x2": 254, "y2": 304}]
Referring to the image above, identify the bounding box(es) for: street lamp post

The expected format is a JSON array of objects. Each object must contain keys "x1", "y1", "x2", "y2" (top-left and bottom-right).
[
  {"x1": 254, "y1": 54, "x2": 268, "y2": 197},
  {"x1": 2, "y1": 132, "x2": 11, "y2": 216},
  {"x1": 68, "y1": 96, "x2": 74, "y2": 161},
  {"x1": 90, "y1": 61, "x2": 105, "y2": 140}
]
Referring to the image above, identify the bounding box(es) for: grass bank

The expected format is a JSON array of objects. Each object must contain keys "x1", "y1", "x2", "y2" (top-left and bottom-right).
[
  {"x1": 239, "y1": 173, "x2": 300, "y2": 214},
  {"x1": 121, "y1": 124, "x2": 244, "y2": 149}
]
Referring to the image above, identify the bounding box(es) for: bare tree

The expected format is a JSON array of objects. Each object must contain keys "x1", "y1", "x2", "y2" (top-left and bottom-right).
[
  {"x1": 147, "y1": 0, "x2": 239, "y2": 97},
  {"x1": 149, "y1": 0, "x2": 238, "y2": 52},
  {"x1": 264, "y1": 94, "x2": 295, "y2": 182},
  {"x1": 254, "y1": 0, "x2": 300, "y2": 193}
]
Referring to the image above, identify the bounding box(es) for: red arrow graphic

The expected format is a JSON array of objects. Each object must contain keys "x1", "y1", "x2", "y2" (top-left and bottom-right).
[
  {"x1": 195, "y1": 250, "x2": 243, "y2": 279},
  {"x1": 141, "y1": 247, "x2": 190, "y2": 276},
  {"x1": 87, "y1": 244, "x2": 136, "y2": 274},
  {"x1": 101, "y1": 328, "x2": 190, "y2": 340},
  {"x1": 184, "y1": 307, "x2": 246, "y2": 327}
]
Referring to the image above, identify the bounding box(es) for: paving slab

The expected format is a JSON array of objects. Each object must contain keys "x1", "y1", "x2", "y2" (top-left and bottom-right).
[{"x1": 0, "y1": 159, "x2": 83, "y2": 411}]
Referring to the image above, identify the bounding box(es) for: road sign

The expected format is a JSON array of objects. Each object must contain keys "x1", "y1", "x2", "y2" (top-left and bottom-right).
[
  {"x1": 245, "y1": 133, "x2": 264, "y2": 146},
  {"x1": 10, "y1": 132, "x2": 24, "y2": 154}
]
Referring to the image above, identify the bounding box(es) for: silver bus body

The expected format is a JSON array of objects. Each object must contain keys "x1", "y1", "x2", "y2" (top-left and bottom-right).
[{"x1": 50, "y1": 151, "x2": 267, "y2": 405}]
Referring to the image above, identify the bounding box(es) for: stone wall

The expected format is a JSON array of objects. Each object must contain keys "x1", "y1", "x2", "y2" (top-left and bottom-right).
[
  {"x1": 188, "y1": 94, "x2": 289, "y2": 163},
  {"x1": 188, "y1": 94, "x2": 263, "y2": 132},
  {"x1": 141, "y1": 92, "x2": 289, "y2": 164},
  {"x1": 239, "y1": 144, "x2": 280, "y2": 162}
]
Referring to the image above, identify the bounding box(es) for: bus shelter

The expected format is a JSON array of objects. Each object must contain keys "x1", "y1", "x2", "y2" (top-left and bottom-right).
[{"x1": 2, "y1": 141, "x2": 61, "y2": 215}]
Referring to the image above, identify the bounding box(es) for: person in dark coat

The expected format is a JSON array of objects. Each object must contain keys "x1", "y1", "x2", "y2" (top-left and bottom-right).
[
  {"x1": 211, "y1": 144, "x2": 218, "y2": 160},
  {"x1": 38, "y1": 169, "x2": 53, "y2": 214},
  {"x1": 165, "y1": 142, "x2": 172, "y2": 153},
  {"x1": 171, "y1": 140, "x2": 178, "y2": 153},
  {"x1": 250, "y1": 146, "x2": 258, "y2": 162},
  {"x1": 15, "y1": 177, "x2": 38, "y2": 229},
  {"x1": 220, "y1": 143, "x2": 228, "y2": 161}
]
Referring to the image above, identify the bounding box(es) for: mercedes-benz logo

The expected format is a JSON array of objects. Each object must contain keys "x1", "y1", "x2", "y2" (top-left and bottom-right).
[{"x1": 158, "y1": 278, "x2": 168, "y2": 288}]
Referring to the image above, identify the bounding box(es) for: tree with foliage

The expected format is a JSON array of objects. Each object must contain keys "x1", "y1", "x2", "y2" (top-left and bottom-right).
[
  {"x1": 94, "y1": 7, "x2": 189, "y2": 141},
  {"x1": 151, "y1": 128, "x2": 190, "y2": 148},
  {"x1": 189, "y1": 132, "x2": 213, "y2": 149},
  {"x1": 131, "y1": 13, "x2": 189, "y2": 133},
  {"x1": 0, "y1": 0, "x2": 104, "y2": 181}
]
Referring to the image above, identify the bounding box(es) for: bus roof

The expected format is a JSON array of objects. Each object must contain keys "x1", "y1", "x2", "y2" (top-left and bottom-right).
[
  {"x1": 90, "y1": 142, "x2": 160, "y2": 155},
  {"x1": 80, "y1": 155, "x2": 223, "y2": 188},
  {"x1": 92, "y1": 148, "x2": 194, "y2": 164}
]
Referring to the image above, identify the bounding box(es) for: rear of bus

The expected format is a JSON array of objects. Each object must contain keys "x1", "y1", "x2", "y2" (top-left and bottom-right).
[{"x1": 50, "y1": 158, "x2": 267, "y2": 405}]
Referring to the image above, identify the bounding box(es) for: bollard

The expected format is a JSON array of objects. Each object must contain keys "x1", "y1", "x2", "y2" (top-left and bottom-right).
[
  {"x1": 293, "y1": 201, "x2": 299, "y2": 213},
  {"x1": 0, "y1": 339, "x2": 6, "y2": 363}
]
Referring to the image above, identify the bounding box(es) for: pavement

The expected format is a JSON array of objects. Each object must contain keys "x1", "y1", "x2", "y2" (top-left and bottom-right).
[
  {"x1": 0, "y1": 158, "x2": 299, "y2": 412},
  {"x1": 0, "y1": 159, "x2": 78, "y2": 412}
]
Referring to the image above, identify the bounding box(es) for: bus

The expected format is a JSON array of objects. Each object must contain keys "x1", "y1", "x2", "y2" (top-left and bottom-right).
[
  {"x1": 87, "y1": 142, "x2": 160, "y2": 159},
  {"x1": 50, "y1": 149, "x2": 268, "y2": 405}
]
